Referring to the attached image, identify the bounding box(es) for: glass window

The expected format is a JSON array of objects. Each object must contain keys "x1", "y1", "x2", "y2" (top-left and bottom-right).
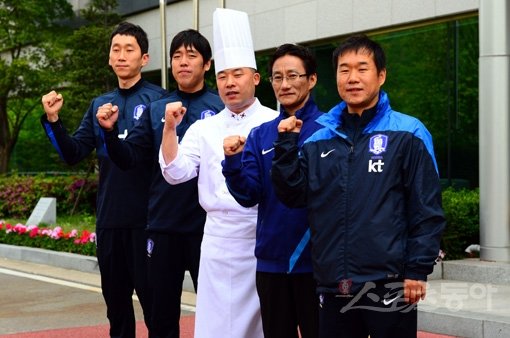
[{"x1": 256, "y1": 16, "x2": 479, "y2": 187}]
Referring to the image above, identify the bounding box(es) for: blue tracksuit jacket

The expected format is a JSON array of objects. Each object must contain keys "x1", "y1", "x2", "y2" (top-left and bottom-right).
[
  {"x1": 102, "y1": 86, "x2": 224, "y2": 234},
  {"x1": 271, "y1": 91, "x2": 446, "y2": 293},
  {"x1": 222, "y1": 98, "x2": 323, "y2": 273},
  {"x1": 41, "y1": 79, "x2": 167, "y2": 229}
]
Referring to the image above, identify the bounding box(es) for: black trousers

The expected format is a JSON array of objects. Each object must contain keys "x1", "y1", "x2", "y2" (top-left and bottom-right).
[
  {"x1": 96, "y1": 228, "x2": 151, "y2": 338},
  {"x1": 256, "y1": 271, "x2": 319, "y2": 338},
  {"x1": 146, "y1": 232, "x2": 202, "y2": 338},
  {"x1": 318, "y1": 281, "x2": 417, "y2": 338}
]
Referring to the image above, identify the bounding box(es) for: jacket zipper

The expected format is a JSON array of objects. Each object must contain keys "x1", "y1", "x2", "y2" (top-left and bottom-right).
[{"x1": 343, "y1": 141, "x2": 355, "y2": 284}]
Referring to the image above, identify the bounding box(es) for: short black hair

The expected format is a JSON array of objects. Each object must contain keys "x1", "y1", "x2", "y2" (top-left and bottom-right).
[
  {"x1": 109, "y1": 22, "x2": 149, "y2": 55},
  {"x1": 169, "y1": 29, "x2": 212, "y2": 62},
  {"x1": 268, "y1": 43, "x2": 317, "y2": 76},
  {"x1": 332, "y1": 34, "x2": 386, "y2": 74}
]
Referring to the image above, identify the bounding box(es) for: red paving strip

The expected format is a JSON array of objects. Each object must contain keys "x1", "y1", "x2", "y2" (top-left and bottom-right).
[
  {"x1": 418, "y1": 333, "x2": 457, "y2": 338},
  {"x1": 0, "y1": 316, "x2": 454, "y2": 338},
  {"x1": 0, "y1": 316, "x2": 194, "y2": 338}
]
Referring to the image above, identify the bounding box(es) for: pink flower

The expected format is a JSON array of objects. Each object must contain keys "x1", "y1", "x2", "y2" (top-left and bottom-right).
[
  {"x1": 29, "y1": 228, "x2": 39, "y2": 238},
  {"x1": 14, "y1": 223, "x2": 27, "y2": 234},
  {"x1": 50, "y1": 226, "x2": 63, "y2": 239}
]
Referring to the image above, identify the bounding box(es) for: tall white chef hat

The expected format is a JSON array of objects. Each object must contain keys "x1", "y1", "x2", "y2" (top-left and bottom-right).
[{"x1": 213, "y1": 8, "x2": 256, "y2": 74}]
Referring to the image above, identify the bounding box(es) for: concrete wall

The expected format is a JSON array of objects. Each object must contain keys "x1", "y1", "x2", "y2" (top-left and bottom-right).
[{"x1": 124, "y1": 0, "x2": 479, "y2": 72}]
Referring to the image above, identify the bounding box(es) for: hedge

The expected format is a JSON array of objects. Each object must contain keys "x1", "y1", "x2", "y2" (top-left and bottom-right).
[
  {"x1": 0, "y1": 174, "x2": 479, "y2": 260},
  {"x1": 0, "y1": 173, "x2": 97, "y2": 219}
]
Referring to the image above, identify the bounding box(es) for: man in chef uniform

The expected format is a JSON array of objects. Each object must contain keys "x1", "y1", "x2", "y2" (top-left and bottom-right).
[{"x1": 158, "y1": 8, "x2": 279, "y2": 338}]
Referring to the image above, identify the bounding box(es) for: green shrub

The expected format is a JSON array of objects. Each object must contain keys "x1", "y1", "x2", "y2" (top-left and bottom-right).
[
  {"x1": 440, "y1": 187, "x2": 479, "y2": 260},
  {"x1": 0, "y1": 173, "x2": 98, "y2": 219}
]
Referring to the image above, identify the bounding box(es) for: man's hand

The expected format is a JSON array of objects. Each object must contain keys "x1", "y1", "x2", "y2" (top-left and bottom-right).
[
  {"x1": 403, "y1": 279, "x2": 427, "y2": 304},
  {"x1": 41, "y1": 91, "x2": 64, "y2": 123},
  {"x1": 164, "y1": 101, "x2": 187, "y2": 131},
  {"x1": 278, "y1": 116, "x2": 303, "y2": 133},
  {"x1": 96, "y1": 103, "x2": 119, "y2": 131},
  {"x1": 223, "y1": 135, "x2": 246, "y2": 156}
]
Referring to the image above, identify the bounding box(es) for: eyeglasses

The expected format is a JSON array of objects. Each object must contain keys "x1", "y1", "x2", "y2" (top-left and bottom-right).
[{"x1": 269, "y1": 73, "x2": 308, "y2": 84}]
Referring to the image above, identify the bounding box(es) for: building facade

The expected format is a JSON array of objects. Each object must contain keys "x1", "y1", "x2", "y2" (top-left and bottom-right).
[{"x1": 74, "y1": 1, "x2": 509, "y2": 263}]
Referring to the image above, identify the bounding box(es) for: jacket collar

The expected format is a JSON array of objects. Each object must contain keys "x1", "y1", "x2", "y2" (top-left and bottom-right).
[
  {"x1": 316, "y1": 90, "x2": 391, "y2": 132},
  {"x1": 279, "y1": 97, "x2": 321, "y2": 123}
]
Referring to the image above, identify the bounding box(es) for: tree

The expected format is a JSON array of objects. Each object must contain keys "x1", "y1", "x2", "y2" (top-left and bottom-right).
[
  {"x1": 8, "y1": 0, "x2": 123, "y2": 173},
  {"x1": 60, "y1": 0, "x2": 122, "y2": 129},
  {"x1": 0, "y1": 0, "x2": 74, "y2": 173}
]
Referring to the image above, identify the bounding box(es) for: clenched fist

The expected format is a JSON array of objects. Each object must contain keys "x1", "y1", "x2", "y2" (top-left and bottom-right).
[
  {"x1": 223, "y1": 135, "x2": 247, "y2": 156},
  {"x1": 278, "y1": 116, "x2": 303, "y2": 133},
  {"x1": 41, "y1": 91, "x2": 64, "y2": 123},
  {"x1": 164, "y1": 101, "x2": 187, "y2": 130},
  {"x1": 96, "y1": 103, "x2": 119, "y2": 131}
]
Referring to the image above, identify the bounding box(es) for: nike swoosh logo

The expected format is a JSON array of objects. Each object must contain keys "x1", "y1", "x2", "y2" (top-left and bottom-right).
[
  {"x1": 382, "y1": 294, "x2": 400, "y2": 306},
  {"x1": 320, "y1": 149, "x2": 335, "y2": 158},
  {"x1": 117, "y1": 129, "x2": 128, "y2": 140},
  {"x1": 161, "y1": 117, "x2": 165, "y2": 123},
  {"x1": 262, "y1": 148, "x2": 274, "y2": 155}
]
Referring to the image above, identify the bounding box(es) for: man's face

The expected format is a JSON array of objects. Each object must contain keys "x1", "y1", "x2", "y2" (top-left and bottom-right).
[
  {"x1": 216, "y1": 68, "x2": 260, "y2": 113},
  {"x1": 336, "y1": 50, "x2": 386, "y2": 115},
  {"x1": 171, "y1": 45, "x2": 210, "y2": 93},
  {"x1": 109, "y1": 34, "x2": 148, "y2": 81},
  {"x1": 271, "y1": 55, "x2": 316, "y2": 115}
]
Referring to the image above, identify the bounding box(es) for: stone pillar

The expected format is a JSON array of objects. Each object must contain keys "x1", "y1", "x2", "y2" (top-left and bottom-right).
[{"x1": 479, "y1": 0, "x2": 510, "y2": 262}]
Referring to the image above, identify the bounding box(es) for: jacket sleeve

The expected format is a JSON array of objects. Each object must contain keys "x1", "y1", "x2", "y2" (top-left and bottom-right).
[
  {"x1": 40, "y1": 105, "x2": 97, "y2": 166},
  {"x1": 222, "y1": 130, "x2": 262, "y2": 208},
  {"x1": 102, "y1": 107, "x2": 154, "y2": 170},
  {"x1": 270, "y1": 132, "x2": 308, "y2": 208},
  {"x1": 403, "y1": 132, "x2": 446, "y2": 281}
]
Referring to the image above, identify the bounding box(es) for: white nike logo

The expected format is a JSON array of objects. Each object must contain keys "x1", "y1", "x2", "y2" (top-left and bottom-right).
[
  {"x1": 161, "y1": 117, "x2": 165, "y2": 123},
  {"x1": 382, "y1": 293, "x2": 400, "y2": 306},
  {"x1": 262, "y1": 148, "x2": 274, "y2": 155},
  {"x1": 117, "y1": 129, "x2": 128, "y2": 140},
  {"x1": 320, "y1": 149, "x2": 335, "y2": 158}
]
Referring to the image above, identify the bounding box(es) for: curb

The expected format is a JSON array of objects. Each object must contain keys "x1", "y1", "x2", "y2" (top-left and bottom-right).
[{"x1": 0, "y1": 243, "x2": 195, "y2": 292}]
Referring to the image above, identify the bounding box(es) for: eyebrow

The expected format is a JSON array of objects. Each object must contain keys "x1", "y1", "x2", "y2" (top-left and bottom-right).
[{"x1": 339, "y1": 61, "x2": 370, "y2": 67}]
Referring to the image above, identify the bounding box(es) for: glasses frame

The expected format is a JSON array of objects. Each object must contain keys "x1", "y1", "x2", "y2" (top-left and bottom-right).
[{"x1": 269, "y1": 73, "x2": 308, "y2": 84}]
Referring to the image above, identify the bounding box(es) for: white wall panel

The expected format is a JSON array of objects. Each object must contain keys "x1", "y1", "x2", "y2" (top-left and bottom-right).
[{"x1": 123, "y1": 0, "x2": 478, "y2": 73}]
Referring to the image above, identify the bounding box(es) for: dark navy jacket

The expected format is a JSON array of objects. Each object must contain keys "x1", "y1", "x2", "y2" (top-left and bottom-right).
[
  {"x1": 223, "y1": 98, "x2": 323, "y2": 273},
  {"x1": 103, "y1": 86, "x2": 224, "y2": 234},
  {"x1": 271, "y1": 91, "x2": 446, "y2": 293},
  {"x1": 41, "y1": 79, "x2": 167, "y2": 229}
]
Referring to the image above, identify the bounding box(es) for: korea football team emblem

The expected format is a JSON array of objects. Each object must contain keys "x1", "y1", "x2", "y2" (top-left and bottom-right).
[{"x1": 368, "y1": 134, "x2": 388, "y2": 155}]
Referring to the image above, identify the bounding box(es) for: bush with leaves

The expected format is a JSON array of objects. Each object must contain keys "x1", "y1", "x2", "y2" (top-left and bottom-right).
[
  {"x1": 441, "y1": 187, "x2": 480, "y2": 260},
  {"x1": 0, "y1": 173, "x2": 97, "y2": 219}
]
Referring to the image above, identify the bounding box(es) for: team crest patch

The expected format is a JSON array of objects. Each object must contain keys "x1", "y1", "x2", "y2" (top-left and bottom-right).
[
  {"x1": 201, "y1": 109, "x2": 216, "y2": 119},
  {"x1": 369, "y1": 134, "x2": 388, "y2": 155},
  {"x1": 339, "y1": 279, "x2": 352, "y2": 295},
  {"x1": 146, "y1": 238, "x2": 154, "y2": 257},
  {"x1": 133, "y1": 104, "x2": 146, "y2": 120}
]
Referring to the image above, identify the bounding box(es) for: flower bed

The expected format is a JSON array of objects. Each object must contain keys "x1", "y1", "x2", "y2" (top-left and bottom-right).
[{"x1": 0, "y1": 220, "x2": 96, "y2": 256}]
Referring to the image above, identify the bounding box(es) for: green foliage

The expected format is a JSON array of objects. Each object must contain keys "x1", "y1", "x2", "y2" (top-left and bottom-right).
[
  {"x1": 0, "y1": 0, "x2": 75, "y2": 173},
  {"x1": 7, "y1": 0, "x2": 121, "y2": 171},
  {"x1": 441, "y1": 187, "x2": 479, "y2": 260},
  {"x1": 60, "y1": 0, "x2": 122, "y2": 130},
  {"x1": 0, "y1": 173, "x2": 98, "y2": 219}
]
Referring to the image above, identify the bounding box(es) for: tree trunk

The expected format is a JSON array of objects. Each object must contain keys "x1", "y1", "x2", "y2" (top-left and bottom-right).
[{"x1": 0, "y1": 97, "x2": 12, "y2": 174}]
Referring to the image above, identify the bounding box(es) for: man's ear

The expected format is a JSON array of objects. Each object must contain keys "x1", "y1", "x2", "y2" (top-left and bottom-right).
[
  {"x1": 204, "y1": 59, "x2": 212, "y2": 72},
  {"x1": 141, "y1": 53, "x2": 150, "y2": 67}
]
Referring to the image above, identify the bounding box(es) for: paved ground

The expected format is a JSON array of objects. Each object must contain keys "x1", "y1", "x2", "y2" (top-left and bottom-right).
[
  {"x1": 0, "y1": 255, "x2": 455, "y2": 337},
  {"x1": 0, "y1": 257, "x2": 195, "y2": 337}
]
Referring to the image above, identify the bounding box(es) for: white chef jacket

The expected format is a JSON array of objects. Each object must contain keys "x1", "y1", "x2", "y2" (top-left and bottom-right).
[{"x1": 159, "y1": 98, "x2": 278, "y2": 338}]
